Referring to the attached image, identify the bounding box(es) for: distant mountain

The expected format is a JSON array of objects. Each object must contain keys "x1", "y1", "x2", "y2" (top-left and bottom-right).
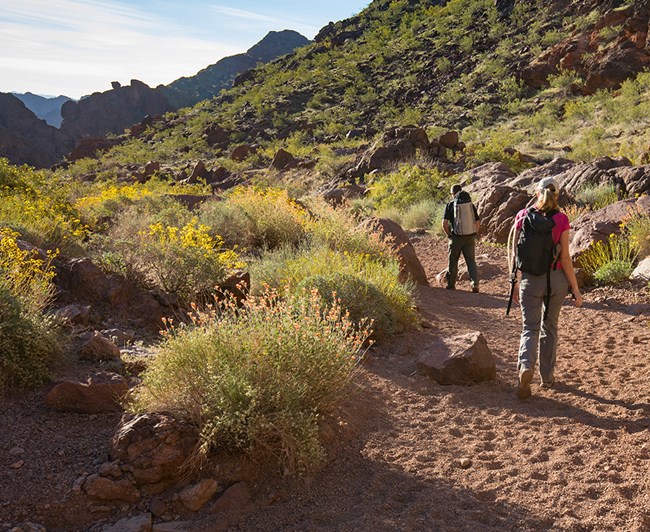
[
  {"x1": 163, "y1": 30, "x2": 311, "y2": 109},
  {"x1": 12, "y1": 92, "x2": 72, "y2": 128}
]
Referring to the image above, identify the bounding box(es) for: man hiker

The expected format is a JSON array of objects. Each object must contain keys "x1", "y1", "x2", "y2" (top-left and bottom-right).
[{"x1": 442, "y1": 184, "x2": 480, "y2": 292}]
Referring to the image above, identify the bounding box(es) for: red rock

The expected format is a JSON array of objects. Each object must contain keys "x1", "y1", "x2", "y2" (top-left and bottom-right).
[
  {"x1": 179, "y1": 479, "x2": 219, "y2": 511},
  {"x1": 79, "y1": 332, "x2": 121, "y2": 362},
  {"x1": 84, "y1": 474, "x2": 140, "y2": 502},
  {"x1": 45, "y1": 373, "x2": 128, "y2": 413}
]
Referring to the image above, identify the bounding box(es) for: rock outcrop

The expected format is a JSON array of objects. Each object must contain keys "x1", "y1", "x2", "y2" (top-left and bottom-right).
[
  {"x1": 417, "y1": 331, "x2": 496, "y2": 385},
  {"x1": 0, "y1": 92, "x2": 74, "y2": 167}
]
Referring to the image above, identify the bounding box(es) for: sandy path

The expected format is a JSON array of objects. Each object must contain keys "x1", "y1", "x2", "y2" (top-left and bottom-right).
[
  {"x1": 222, "y1": 237, "x2": 650, "y2": 532},
  {"x1": 2, "y1": 236, "x2": 649, "y2": 531}
]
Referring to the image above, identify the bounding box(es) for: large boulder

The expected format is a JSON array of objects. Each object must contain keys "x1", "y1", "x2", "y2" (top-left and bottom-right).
[
  {"x1": 463, "y1": 162, "x2": 517, "y2": 199},
  {"x1": 270, "y1": 148, "x2": 297, "y2": 170},
  {"x1": 475, "y1": 185, "x2": 530, "y2": 243},
  {"x1": 79, "y1": 331, "x2": 121, "y2": 362},
  {"x1": 111, "y1": 413, "x2": 199, "y2": 491},
  {"x1": 611, "y1": 165, "x2": 650, "y2": 197},
  {"x1": 362, "y1": 218, "x2": 429, "y2": 286},
  {"x1": 570, "y1": 195, "x2": 650, "y2": 257},
  {"x1": 45, "y1": 372, "x2": 128, "y2": 413},
  {"x1": 417, "y1": 331, "x2": 496, "y2": 385}
]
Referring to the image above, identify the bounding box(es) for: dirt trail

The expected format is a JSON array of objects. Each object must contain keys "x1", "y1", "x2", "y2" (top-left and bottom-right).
[
  {"x1": 2, "y1": 236, "x2": 649, "y2": 531},
  {"x1": 221, "y1": 237, "x2": 650, "y2": 531}
]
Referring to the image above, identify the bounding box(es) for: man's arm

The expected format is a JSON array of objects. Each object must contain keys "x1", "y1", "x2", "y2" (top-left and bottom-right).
[{"x1": 442, "y1": 219, "x2": 451, "y2": 237}]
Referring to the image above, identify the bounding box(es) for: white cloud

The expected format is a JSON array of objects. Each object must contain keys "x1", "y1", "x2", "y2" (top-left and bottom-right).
[{"x1": 0, "y1": 0, "x2": 242, "y2": 97}]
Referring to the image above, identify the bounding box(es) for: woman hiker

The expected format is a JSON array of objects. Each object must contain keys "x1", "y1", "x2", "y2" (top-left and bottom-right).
[{"x1": 511, "y1": 177, "x2": 583, "y2": 399}]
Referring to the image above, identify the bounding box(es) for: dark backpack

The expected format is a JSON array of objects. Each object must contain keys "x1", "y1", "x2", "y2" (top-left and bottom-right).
[
  {"x1": 516, "y1": 208, "x2": 559, "y2": 276},
  {"x1": 506, "y1": 208, "x2": 560, "y2": 321}
]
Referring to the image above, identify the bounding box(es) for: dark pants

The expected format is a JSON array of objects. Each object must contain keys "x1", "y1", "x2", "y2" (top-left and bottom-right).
[{"x1": 446, "y1": 234, "x2": 478, "y2": 289}]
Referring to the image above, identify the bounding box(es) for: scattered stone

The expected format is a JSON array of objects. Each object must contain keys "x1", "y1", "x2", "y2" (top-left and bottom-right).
[
  {"x1": 179, "y1": 479, "x2": 219, "y2": 512},
  {"x1": 209, "y1": 482, "x2": 252, "y2": 515},
  {"x1": 270, "y1": 148, "x2": 297, "y2": 170},
  {"x1": 631, "y1": 257, "x2": 650, "y2": 282},
  {"x1": 230, "y1": 144, "x2": 255, "y2": 161},
  {"x1": 54, "y1": 304, "x2": 92, "y2": 326},
  {"x1": 99, "y1": 462, "x2": 123, "y2": 479},
  {"x1": 101, "y1": 329, "x2": 135, "y2": 348},
  {"x1": 84, "y1": 474, "x2": 140, "y2": 503},
  {"x1": 9, "y1": 447, "x2": 24, "y2": 456},
  {"x1": 10, "y1": 460, "x2": 24, "y2": 469},
  {"x1": 459, "y1": 457, "x2": 472, "y2": 469},
  {"x1": 439, "y1": 130, "x2": 459, "y2": 149},
  {"x1": 13, "y1": 523, "x2": 46, "y2": 532},
  {"x1": 79, "y1": 331, "x2": 121, "y2": 362},
  {"x1": 149, "y1": 497, "x2": 167, "y2": 517},
  {"x1": 103, "y1": 512, "x2": 152, "y2": 532},
  {"x1": 417, "y1": 331, "x2": 496, "y2": 385},
  {"x1": 45, "y1": 372, "x2": 128, "y2": 414},
  {"x1": 73, "y1": 475, "x2": 87, "y2": 495}
]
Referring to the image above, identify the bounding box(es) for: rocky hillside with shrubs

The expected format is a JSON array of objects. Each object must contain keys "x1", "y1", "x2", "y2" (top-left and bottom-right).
[{"x1": 2, "y1": 1, "x2": 650, "y2": 530}]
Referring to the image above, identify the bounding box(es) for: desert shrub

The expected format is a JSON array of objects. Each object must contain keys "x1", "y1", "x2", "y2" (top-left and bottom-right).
[
  {"x1": 198, "y1": 199, "x2": 257, "y2": 250},
  {"x1": 250, "y1": 243, "x2": 416, "y2": 337},
  {"x1": 0, "y1": 159, "x2": 85, "y2": 253},
  {"x1": 400, "y1": 199, "x2": 441, "y2": 231},
  {"x1": 0, "y1": 229, "x2": 61, "y2": 390},
  {"x1": 578, "y1": 234, "x2": 638, "y2": 285},
  {"x1": 130, "y1": 288, "x2": 369, "y2": 472},
  {"x1": 297, "y1": 273, "x2": 394, "y2": 337},
  {"x1": 228, "y1": 187, "x2": 308, "y2": 250},
  {"x1": 303, "y1": 199, "x2": 394, "y2": 259},
  {"x1": 94, "y1": 209, "x2": 243, "y2": 302},
  {"x1": 464, "y1": 134, "x2": 531, "y2": 173},
  {"x1": 575, "y1": 183, "x2": 619, "y2": 210},
  {"x1": 622, "y1": 210, "x2": 650, "y2": 258},
  {"x1": 368, "y1": 165, "x2": 447, "y2": 211}
]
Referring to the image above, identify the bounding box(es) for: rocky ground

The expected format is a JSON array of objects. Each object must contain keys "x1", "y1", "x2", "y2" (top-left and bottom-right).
[{"x1": 2, "y1": 237, "x2": 649, "y2": 531}]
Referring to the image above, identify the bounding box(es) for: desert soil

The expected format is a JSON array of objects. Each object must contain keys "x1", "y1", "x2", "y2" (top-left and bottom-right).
[{"x1": 2, "y1": 236, "x2": 649, "y2": 531}]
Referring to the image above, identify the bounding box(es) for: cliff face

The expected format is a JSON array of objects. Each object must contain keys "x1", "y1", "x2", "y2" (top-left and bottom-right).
[
  {"x1": 59, "y1": 79, "x2": 173, "y2": 139},
  {"x1": 0, "y1": 93, "x2": 73, "y2": 168}
]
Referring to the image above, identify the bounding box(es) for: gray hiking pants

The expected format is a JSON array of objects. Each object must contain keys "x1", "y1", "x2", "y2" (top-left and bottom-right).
[
  {"x1": 517, "y1": 270, "x2": 569, "y2": 383},
  {"x1": 446, "y1": 234, "x2": 478, "y2": 289}
]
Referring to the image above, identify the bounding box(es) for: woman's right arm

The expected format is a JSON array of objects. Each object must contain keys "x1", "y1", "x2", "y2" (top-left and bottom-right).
[{"x1": 559, "y1": 230, "x2": 583, "y2": 307}]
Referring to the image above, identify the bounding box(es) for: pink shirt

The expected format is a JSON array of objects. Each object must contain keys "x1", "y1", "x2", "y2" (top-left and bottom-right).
[{"x1": 515, "y1": 209, "x2": 570, "y2": 270}]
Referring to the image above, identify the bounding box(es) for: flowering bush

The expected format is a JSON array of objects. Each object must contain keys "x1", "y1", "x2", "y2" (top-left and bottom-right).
[
  {"x1": 0, "y1": 229, "x2": 61, "y2": 390},
  {"x1": 130, "y1": 288, "x2": 369, "y2": 471},
  {"x1": 578, "y1": 233, "x2": 639, "y2": 286},
  {"x1": 0, "y1": 159, "x2": 85, "y2": 252}
]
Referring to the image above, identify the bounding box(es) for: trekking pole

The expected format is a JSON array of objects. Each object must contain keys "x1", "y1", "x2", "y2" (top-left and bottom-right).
[{"x1": 505, "y1": 222, "x2": 518, "y2": 317}]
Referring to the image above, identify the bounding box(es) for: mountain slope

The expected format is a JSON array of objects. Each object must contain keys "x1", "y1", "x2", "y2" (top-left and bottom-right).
[
  {"x1": 74, "y1": 0, "x2": 650, "y2": 179},
  {"x1": 163, "y1": 30, "x2": 310, "y2": 109}
]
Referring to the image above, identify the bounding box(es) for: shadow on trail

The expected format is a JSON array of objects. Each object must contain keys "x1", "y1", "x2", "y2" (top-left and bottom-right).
[{"x1": 230, "y1": 449, "x2": 551, "y2": 532}]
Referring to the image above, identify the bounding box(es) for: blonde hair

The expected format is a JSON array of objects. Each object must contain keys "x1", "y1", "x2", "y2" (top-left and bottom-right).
[{"x1": 535, "y1": 188, "x2": 559, "y2": 212}]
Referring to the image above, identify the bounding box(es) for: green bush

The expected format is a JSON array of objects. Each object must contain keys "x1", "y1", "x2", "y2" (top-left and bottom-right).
[
  {"x1": 0, "y1": 229, "x2": 61, "y2": 391},
  {"x1": 304, "y1": 199, "x2": 395, "y2": 260},
  {"x1": 249, "y1": 243, "x2": 416, "y2": 337},
  {"x1": 130, "y1": 288, "x2": 369, "y2": 472},
  {"x1": 198, "y1": 199, "x2": 257, "y2": 250},
  {"x1": 575, "y1": 183, "x2": 619, "y2": 210},
  {"x1": 228, "y1": 187, "x2": 308, "y2": 250},
  {"x1": 623, "y1": 210, "x2": 650, "y2": 258},
  {"x1": 578, "y1": 234, "x2": 638, "y2": 286},
  {"x1": 368, "y1": 165, "x2": 447, "y2": 211},
  {"x1": 400, "y1": 199, "x2": 442, "y2": 231}
]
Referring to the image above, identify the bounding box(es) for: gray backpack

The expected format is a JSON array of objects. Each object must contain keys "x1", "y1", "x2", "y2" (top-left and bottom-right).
[{"x1": 452, "y1": 195, "x2": 477, "y2": 236}]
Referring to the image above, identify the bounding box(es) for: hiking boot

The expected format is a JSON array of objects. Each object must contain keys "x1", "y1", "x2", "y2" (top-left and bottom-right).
[
  {"x1": 445, "y1": 285, "x2": 456, "y2": 290},
  {"x1": 540, "y1": 380, "x2": 555, "y2": 389},
  {"x1": 471, "y1": 285, "x2": 479, "y2": 293},
  {"x1": 517, "y1": 367, "x2": 533, "y2": 399}
]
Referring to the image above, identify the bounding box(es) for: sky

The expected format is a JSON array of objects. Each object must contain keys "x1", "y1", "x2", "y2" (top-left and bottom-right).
[{"x1": 0, "y1": 0, "x2": 369, "y2": 99}]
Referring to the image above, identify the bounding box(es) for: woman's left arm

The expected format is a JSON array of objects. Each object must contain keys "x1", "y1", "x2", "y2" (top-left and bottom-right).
[{"x1": 559, "y1": 230, "x2": 583, "y2": 307}]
